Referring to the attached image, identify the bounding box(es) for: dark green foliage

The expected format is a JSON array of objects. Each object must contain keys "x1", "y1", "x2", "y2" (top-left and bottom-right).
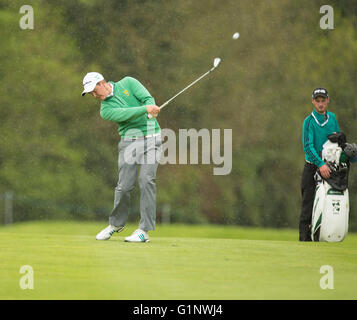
[{"x1": 1, "y1": 0, "x2": 357, "y2": 230}]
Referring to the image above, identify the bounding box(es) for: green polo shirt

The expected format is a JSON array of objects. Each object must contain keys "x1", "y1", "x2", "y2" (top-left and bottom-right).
[
  {"x1": 100, "y1": 77, "x2": 161, "y2": 138},
  {"x1": 302, "y1": 109, "x2": 340, "y2": 167}
]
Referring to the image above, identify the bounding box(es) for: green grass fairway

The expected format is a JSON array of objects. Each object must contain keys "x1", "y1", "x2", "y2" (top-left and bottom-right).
[{"x1": 0, "y1": 221, "x2": 356, "y2": 300}]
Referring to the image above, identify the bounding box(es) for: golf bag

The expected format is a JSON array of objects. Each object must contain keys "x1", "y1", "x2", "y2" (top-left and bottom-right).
[
  {"x1": 311, "y1": 178, "x2": 349, "y2": 242},
  {"x1": 311, "y1": 133, "x2": 356, "y2": 242}
]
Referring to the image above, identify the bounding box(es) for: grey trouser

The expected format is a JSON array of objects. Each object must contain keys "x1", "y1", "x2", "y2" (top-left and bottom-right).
[{"x1": 109, "y1": 134, "x2": 162, "y2": 231}]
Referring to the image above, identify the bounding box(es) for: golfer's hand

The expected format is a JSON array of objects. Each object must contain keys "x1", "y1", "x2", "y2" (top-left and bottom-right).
[
  {"x1": 319, "y1": 164, "x2": 331, "y2": 179},
  {"x1": 146, "y1": 105, "x2": 160, "y2": 118}
]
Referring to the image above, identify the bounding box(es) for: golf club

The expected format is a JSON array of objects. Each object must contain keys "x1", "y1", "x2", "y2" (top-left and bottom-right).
[{"x1": 148, "y1": 57, "x2": 221, "y2": 118}]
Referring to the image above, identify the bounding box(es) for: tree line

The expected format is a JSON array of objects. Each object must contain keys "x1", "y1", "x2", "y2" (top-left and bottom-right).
[{"x1": 1, "y1": 0, "x2": 357, "y2": 231}]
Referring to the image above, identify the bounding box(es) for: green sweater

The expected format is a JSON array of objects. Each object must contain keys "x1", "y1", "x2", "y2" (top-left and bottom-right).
[
  {"x1": 302, "y1": 109, "x2": 340, "y2": 167},
  {"x1": 100, "y1": 77, "x2": 161, "y2": 138}
]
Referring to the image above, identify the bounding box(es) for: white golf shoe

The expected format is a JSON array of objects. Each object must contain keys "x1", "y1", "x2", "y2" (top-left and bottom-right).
[
  {"x1": 96, "y1": 225, "x2": 124, "y2": 240},
  {"x1": 125, "y1": 229, "x2": 150, "y2": 243}
]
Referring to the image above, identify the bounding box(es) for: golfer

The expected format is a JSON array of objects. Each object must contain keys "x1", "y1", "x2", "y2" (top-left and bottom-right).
[
  {"x1": 299, "y1": 88, "x2": 340, "y2": 241},
  {"x1": 82, "y1": 72, "x2": 162, "y2": 242}
]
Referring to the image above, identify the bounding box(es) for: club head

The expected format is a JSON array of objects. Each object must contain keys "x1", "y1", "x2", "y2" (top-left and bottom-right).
[{"x1": 213, "y1": 57, "x2": 221, "y2": 68}]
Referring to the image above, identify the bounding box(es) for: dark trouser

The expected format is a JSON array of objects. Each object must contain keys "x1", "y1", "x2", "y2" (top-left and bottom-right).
[{"x1": 299, "y1": 162, "x2": 318, "y2": 241}]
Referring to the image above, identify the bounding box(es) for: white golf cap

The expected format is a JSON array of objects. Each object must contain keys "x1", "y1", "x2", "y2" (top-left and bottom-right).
[{"x1": 81, "y1": 72, "x2": 104, "y2": 96}]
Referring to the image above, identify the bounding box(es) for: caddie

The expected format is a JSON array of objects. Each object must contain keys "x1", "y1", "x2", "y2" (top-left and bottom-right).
[
  {"x1": 82, "y1": 72, "x2": 162, "y2": 242},
  {"x1": 299, "y1": 87, "x2": 340, "y2": 241}
]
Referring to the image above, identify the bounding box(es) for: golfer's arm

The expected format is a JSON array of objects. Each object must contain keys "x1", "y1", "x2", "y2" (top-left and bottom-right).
[
  {"x1": 127, "y1": 77, "x2": 156, "y2": 106},
  {"x1": 100, "y1": 105, "x2": 147, "y2": 122},
  {"x1": 333, "y1": 114, "x2": 340, "y2": 132},
  {"x1": 303, "y1": 124, "x2": 325, "y2": 167}
]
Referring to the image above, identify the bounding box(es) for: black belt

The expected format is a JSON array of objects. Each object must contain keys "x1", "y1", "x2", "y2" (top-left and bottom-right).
[{"x1": 306, "y1": 161, "x2": 317, "y2": 167}]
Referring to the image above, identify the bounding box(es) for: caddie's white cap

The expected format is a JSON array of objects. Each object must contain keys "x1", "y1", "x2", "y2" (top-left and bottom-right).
[{"x1": 81, "y1": 72, "x2": 104, "y2": 96}]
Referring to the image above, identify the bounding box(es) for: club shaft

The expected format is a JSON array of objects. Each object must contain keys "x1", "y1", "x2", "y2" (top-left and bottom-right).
[{"x1": 159, "y1": 66, "x2": 215, "y2": 109}]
